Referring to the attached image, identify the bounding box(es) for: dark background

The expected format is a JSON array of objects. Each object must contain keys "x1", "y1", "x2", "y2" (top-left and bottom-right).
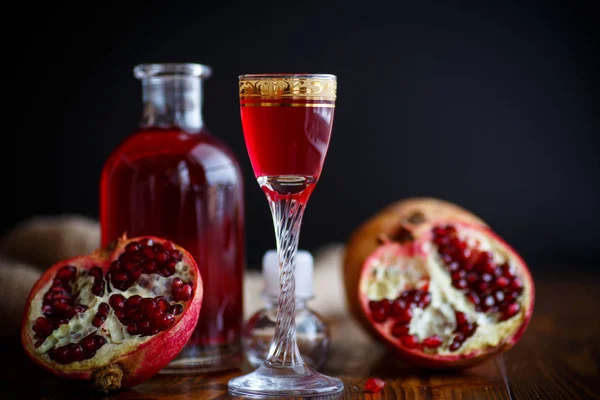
[{"x1": 5, "y1": 0, "x2": 599, "y2": 270}]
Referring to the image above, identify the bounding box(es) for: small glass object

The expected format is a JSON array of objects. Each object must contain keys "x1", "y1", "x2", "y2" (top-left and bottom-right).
[
  {"x1": 243, "y1": 249, "x2": 331, "y2": 370},
  {"x1": 228, "y1": 74, "x2": 343, "y2": 397}
]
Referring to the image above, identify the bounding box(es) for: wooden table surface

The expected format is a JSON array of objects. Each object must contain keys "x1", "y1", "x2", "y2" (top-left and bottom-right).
[{"x1": 1, "y1": 270, "x2": 599, "y2": 399}]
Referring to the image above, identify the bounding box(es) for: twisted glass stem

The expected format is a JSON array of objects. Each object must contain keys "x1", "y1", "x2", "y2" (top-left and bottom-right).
[{"x1": 264, "y1": 194, "x2": 307, "y2": 367}]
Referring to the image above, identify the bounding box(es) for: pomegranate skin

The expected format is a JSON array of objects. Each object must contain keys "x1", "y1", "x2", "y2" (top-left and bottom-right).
[
  {"x1": 20, "y1": 236, "x2": 203, "y2": 390},
  {"x1": 344, "y1": 198, "x2": 535, "y2": 369}
]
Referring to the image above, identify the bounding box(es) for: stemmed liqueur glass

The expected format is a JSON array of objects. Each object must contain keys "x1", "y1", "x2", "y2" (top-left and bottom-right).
[{"x1": 228, "y1": 74, "x2": 343, "y2": 397}]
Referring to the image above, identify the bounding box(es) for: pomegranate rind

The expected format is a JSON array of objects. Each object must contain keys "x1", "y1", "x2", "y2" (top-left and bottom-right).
[
  {"x1": 20, "y1": 235, "x2": 203, "y2": 390},
  {"x1": 345, "y1": 198, "x2": 534, "y2": 369},
  {"x1": 344, "y1": 197, "x2": 486, "y2": 335}
]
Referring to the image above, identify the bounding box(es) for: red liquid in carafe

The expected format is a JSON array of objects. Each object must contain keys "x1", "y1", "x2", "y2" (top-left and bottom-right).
[{"x1": 100, "y1": 127, "x2": 244, "y2": 349}]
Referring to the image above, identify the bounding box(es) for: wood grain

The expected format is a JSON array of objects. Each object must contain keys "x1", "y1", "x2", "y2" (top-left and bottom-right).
[{"x1": 1, "y1": 271, "x2": 598, "y2": 399}]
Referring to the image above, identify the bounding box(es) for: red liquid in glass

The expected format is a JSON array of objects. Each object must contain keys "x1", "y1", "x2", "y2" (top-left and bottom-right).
[
  {"x1": 100, "y1": 128, "x2": 245, "y2": 349},
  {"x1": 240, "y1": 100, "x2": 335, "y2": 179}
]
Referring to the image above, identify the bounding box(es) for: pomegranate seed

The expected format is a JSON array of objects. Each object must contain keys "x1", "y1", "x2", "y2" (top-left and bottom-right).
[
  {"x1": 165, "y1": 260, "x2": 177, "y2": 272},
  {"x1": 484, "y1": 295, "x2": 495, "y2": 308},
  {"x1": 98, "y1": 303, "x2": 109, "y2": 317},
  {"x1": 390, "y1": 322, "x2": 409, "y2": 337},
  {"x1": 127, "y1": 323, "x2": 138, "y2": 335},
  {"x1": 140, "y1": 238, "x2": 154, "y2": 247},
  {"x1": 481, "y1": 273, "x2": 493, "y2": 283},
  {"x1": 126, "y1": 295, "x2": 142, "y2": 308},
  {"x1": 364, "y1": 377, "x2": 385, "y2": 393},
  {"x1": 158, "y1": 314, "x2": 175, "y2": 330},
  {"x1": 94, "y1": 335, "x2": 107, "y2": 349},
  {"x1": 109, "y1": 261, "x2": 121, "y2": 273},
  {"x1": 92, "y1": 315, "x2": 104, "y2": 328},
  {"x1": 458, "y1": 322, "x2": 474, "y2": 335},
  {"x1": 90, "y1": 267, "x2": 103, "y2": 278},
  {"x1": 52, "y1": 300, "x2": 70, "y2": 314},
  {"x1": 422, "y1": 335, "x2": 443, "y2": 348},
  {"x1": 418, "y1": 292, "x2": 432, "y2": 308},
  {"x1": 466, "y1": 272, "x2": 479, "y2": 285},
  {"x1": 394, "y1": 306, "x2": 412, "y2": 324},
  {"x1": 57, "y1": 266, "x2": 76, "y2": 280},
  {"x1": 91, "y1": 283, "x2": 104, "y2": 296},
  {"x1": 149, "y1": 308, "x2": 164, "y2": 325},
  {"x1": 400, "y1": 334, "x2": 419, "y2": 349},
  {"x1": 502, "y1": 302, "x2": 520, "y2": 320},
  {"x1": 454, "y1": 279, "x2": 467, "y2": 289},
  {"x1": 66, "y1": 307, "x2": 77, "y2": 318},
  {"x1": 130, "y1": 268, "x2": 143, "y2": 282},
  {"x1": 156, "y1": 297, "x2": 169, "y2": 312},
  {"x1": 449, "y1": 334, "x2": 464, "y2": 351},
  {"x1": 412, "y1": 291, "x2": 422, "y2": 303},
  {"x1": 156, "y1": 251, "x2": 168, "y2": 263},
  {"x1": 502, "y1": 263, "x2": 516, "y2": 278},
  {"x1": 496, "y1": 276, "x2": 509, "y2": 288},
  {"x1": 448, "y1": 261, "x2": 460, "y2": 272},
  {"x1": 170, "y1": 250, "x2": 183, "y2": 261},
  {"x1": 466, "y1": 292, "x2": 480, "y2": 305},
  {"x1": 71, "y1": 344, "x2": 85, "y2": 362},
  {"x1": 142, "y1": 260, "x2": 157, "y2": 272},
  {"x1": 125, "y1": 261, "x2": 139, "y2": 272},
  {"x1": 171, "y1": 278, "x2": 184, "y2": 290},
  {"x1": 451, "y1": 270, "x2": 465, "y2": 281},
  {"x1": 54, "y1": 347, "x2": 70, "y2": 364},
  {"x1": 109, "y1": 294, "x2": 125, "y2": 310},
  {"x1": 153, "y1": 243, "x2": 164, "y2": 251},
  {"x1": 112, "y1": 272, "x2": 128, "y2": 283},
  {"x1": 455, "y1": 311, "x2": 468, "y2": 326},
  {"x1": 138, "y1": 318, "x2": 150, "y2": 331},
  {"x1": 494, "y1": 291, "x2": 505, "y2": 303},
  {"x1": 125, "y1": 242, "x2": 140, "y2": 253},
  {"x1": 33, "y1": 317, "x2": 53, "y2": 338},
  {"x1": 159, "y1": 268, "x2": 171, "y2": 277},
  {"x1": 140, "y1": 300, "x2": 157, "y2": 316},
  {"x1": 81, "y1": 335, "x2": 95, "y2": 354},
  {"x1": 505, "y1": 291, "x2": 518, "y2": 303},
  {"x1": 433, "y1": 226, "x2": 447, "y2": 236},
  {"x1": 179, "y1": 284, "x2": 193, "y2": 301},
  {"x1": 510, "y1": 278, "x2": 524, "y2": 292},
  {"x1": 169, "y1": 304, "x2": 184, "y2": 315},
  {"x1": 163, "y1": 241, "x2": 176, "y2": 251}
]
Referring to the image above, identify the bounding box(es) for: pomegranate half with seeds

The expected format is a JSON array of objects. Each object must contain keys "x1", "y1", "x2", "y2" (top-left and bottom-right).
[
  {"x1": 21, "y1": 235, "x2": 203, "y2": 391},
  {"x1": 344, "y1": 198, "x2": 534, "y2": 369}
]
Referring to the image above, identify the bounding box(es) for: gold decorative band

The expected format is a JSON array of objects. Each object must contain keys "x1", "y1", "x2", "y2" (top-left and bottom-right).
[
  {"x1": 240, "y1": 102, "x2": 335, "y2": 108},
  {"x1": 239, "y1": 75, "x2": 337, "y2": 100}
]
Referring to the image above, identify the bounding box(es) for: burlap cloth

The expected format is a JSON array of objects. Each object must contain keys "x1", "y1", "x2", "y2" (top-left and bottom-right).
[{"x1": 0, "y1": 216, "x2": 372, "y2": 352}]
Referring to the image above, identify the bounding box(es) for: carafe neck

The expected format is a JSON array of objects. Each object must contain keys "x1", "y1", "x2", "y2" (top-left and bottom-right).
[{"x1": 135, "y1": 63, "x2": 211, "y2": 133}]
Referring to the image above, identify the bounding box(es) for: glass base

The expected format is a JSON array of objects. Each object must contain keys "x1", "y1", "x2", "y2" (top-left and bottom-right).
[
  {"x1": 228, "y1": 362, "x2": 344, "y2": 398},
  {"x1": 160, "y1": 342, "x2": 242, "y2": 374}
]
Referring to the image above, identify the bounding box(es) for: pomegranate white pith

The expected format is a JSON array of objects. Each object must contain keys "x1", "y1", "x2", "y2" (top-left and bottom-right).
[
  {"x1": 360, "y1": 222, "x2": 533, "y2": 366},
  {"x1": 21, "y1": 236, "x2": 203, "y2": 390}
]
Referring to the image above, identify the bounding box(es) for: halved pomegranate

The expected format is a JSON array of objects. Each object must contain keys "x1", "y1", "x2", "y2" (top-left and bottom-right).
[
  {"x1": 21, "y1": 235, "x2": 203, "y2": 391},
  {"x1": 344, "y1": 198, "x2": 534, "y2": 368}
]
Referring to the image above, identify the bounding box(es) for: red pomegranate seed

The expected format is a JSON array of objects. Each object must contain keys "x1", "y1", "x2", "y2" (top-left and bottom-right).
[
  {"x1": 33, "y1": 317, "x2": 53, "y2": 338},
  {"x1": 92, "y1": 315, "x2": 104, "y2": 328},
  {"x1": 138, "y1": 318, "x2": 150, "y2": 332},
  {"x1": 179, "y1": 284, "x2": 193, "y2": 301},
  {"x1": 112, "y1": 272, "x2": 128, "y2": 283},
  {"x1": 94, "y1": 335, "x2": 107, "y2": 349},
  {"x1": 56, "y1": 266, "x2": 76, "y2": 280},
  {"x1": 418, "y1": 292, "x2": 432, "y2": 308},
  {"x1": 172, "y1": 277, "x2": 184, "y2": 290},
  {"x1": 66, "y1": 307, "x2": 77, "y2": 318},
  {"x1": 170, "y1": 250, "x2": 183, "y2": 261},
  {"x1": 496, "y1": 276, "x2": 509, "y2": 288},
  {"x1": 163, "y1": 241, "x2": 176, "y2": 251},
  {"x1": 466, "y1": 292, "x2": 480, "y2": 305},
  {"x1": 91, "y1": 282, "x2": 104, "y2": 296},
  {"x1": 502, "y1": 263, "x2": 516, "y2": 278},
  {"x1": 126, "y1": 242, "x2": 140, "y2": 253},
  {"x1": 458, "y1": 322, "x2": 474, "y2": 335},
  {"x1": 158, "y1": 314, "x2": 175, "y2": 330},
  {"x1": 81, "y1": 335, "x2": 96, "y2": 354},
  {"x1": 126, "y1": 295, "x2": 142, "y2": 308},
  {"x1": 510, "y1": 278, "x2": 524, "y2": 292},
  {"x1": 98, "y1": 303, "x2": 109, "y2": 317},
  {"x1": 451, "y1": 270, "x2": 465, "y2": 281},
  {"x1": 90, "y1": 267, "x2": 103, "y2": 278},
  {"x1": 449, "y1": 334, "x2": 464, "y2": 351},
  {"x1": 466, "y1": 272, "x2": 479, "y2": 285},
  {"x1": 109, "y1": 261, "x2": 121, "y2": 273},
  {"x1": 364, "y1": 378, "x2": 385, "y2": 393},
  {"x1": 156, "y1": 297, "x2": 169, "y2": 312},
  {"x1": 484, "y1": 295, "x2": 495, "y2": 308},
  {"x1": 140, "y1": 238, "x2": 154, "y2": 247},
  {"x1": 369, "y1": 299, "x2": 391, "y2": 323},
  {"x1": 70, "y1": 344, "x2": 85, "y2": 362},
  {"x1": 169, "y1": 304, "x2": 184, "y2": 315},
  {"x1": 165, "y1": 260, "x2": 177, "y2": 273},
  {"x1": 142, "y1": 260, "x2": 157, "y2": 273},
  {"x1": 422, "y1": 335, "x2": 443, "y2": 348},
  {"x1": 140, "y1": 299, "x2": 157, "y2": 316},
  {"x1": 455, "y1": 311, "x2": 467, "y2": 326},
  {"x1": 54, "y1": 347, "x2": 70, "y2": 364},
  {"x1": 400, "y1": 334, "x2": 419, "y2": 349},
  {"x1": 130, "y1": 268, "x2": 143, "y2": 282},
  {"x1": 494, "y1": 291, "x2": 505, "y2": 303},
  {"x1": 149, "y1": 308, "x2": 164, "y2": 325},
  {"x1": 477, "y1": 281, "x2": 490, "y2": 293},
  {"x1": 109, "y1": 294, "x2": 125, "y2": 310},
  {"x1": 455, "y1": 279, "x2": 467, "y2": 289},
  {"x1": 394, "y1": 306, "x2": 412, "y2": 324},
  {"x1": 127, "y1": 323, "x2": 138, "y2": 335},
  {"x1": 155, "y1": 251, "x2": 168, "y2": 263},
  {"x1": 502, "y1": 302, "x2": 520, "y2": 320},
  {"x1": 390, "y1": 322, "x2": 409, "y2": 337},
  {"x1": 125, "y1": 261, "x2": 139, "y2": 272}
]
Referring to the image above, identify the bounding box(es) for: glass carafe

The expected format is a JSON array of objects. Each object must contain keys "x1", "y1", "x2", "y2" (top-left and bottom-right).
[{"x1": 100, "y1": 63, "x2": 245, "y2": 372}]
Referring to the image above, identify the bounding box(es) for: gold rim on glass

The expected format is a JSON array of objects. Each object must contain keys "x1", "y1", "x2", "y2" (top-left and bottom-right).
[{"x1": 239, "y1": 73, "x2": 337, "y2": 101}]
